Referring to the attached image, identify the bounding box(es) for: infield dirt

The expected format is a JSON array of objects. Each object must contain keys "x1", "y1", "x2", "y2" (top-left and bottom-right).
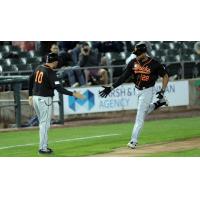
[{"x1": 94, "y1": 137, "x2": 200, "y2": 157}]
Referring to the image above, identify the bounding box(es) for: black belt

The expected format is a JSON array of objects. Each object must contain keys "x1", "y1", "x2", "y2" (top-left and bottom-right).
[{"x1": 135, "y1": 85, "x2": 152, "y2": 90}]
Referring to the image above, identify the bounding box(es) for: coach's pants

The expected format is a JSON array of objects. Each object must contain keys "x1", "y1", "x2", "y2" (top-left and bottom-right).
[
  {"x1": 131, "y1": 87, "x2": 155, "y2": 144},
  {"x1": 33, "y1": 96, "x2": 53, "y2": 150}
]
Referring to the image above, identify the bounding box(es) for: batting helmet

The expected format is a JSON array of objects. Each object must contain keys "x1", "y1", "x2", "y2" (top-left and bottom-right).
[
  {"x1": 46, "y1": 53, "x2": 59, "y2": 63},
  {"x1": 133, "y1": 42, "x2": 148, "y2": 56}
]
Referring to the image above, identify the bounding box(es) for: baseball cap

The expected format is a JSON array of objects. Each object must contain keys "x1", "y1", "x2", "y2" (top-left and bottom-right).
[{"x1": 46, "y1": 53, "x2": 59, "y2": 63}]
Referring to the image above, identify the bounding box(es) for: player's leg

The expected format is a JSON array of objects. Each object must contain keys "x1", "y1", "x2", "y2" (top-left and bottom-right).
[
  {"x1": 74, "y1": 69, "x2": 86, "y2": 86},
  {"x1": 66, "y1": 69, "x2": 78, "y2": 87},
  {"x1": 128, "y1": 88, "x2": 154, "y2": 148},
  {"x1": 33, "y1": 96, "x2": 40, "y2": 121},
  {"x1": 38, "y1": 97, "x2": 53, "y2": 153},
  {"x1": 146, "y1": 94, "x2": 168, "y2": 115},
  {"x1": 145, "y1": 88, "x2": 156, "y2": 115}
]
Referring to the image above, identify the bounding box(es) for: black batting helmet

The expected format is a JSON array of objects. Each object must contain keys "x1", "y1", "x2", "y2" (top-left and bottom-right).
[
  {"x1": 46, "y1": 53, "x2": 59, "y2": 63},
  {"x1": 133, "y1": 42, "x2": 148, "y2": 56}
]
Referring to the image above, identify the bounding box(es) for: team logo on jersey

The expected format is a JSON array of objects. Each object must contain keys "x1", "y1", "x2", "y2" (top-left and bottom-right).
[
  {"x1": 133, "y1": 63, "x2": 151, "y2": 74},
  {"x1": 68, "y1": 90, "x2": 95, "y2": 111}
]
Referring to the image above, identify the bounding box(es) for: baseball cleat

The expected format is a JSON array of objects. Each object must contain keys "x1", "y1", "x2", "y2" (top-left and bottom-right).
[
  {"x1": 154, "y1": 96, "x2": 168, "y2": 109},
  {"x1": 127, "y1": 141, "x2": 137, "y2": 149},
  {"x1": 160, "y1": 96, "x2": 168, "y2": 106},
  {"x1": 38, "y1": 148, "x2": 53, "y2": 154}
]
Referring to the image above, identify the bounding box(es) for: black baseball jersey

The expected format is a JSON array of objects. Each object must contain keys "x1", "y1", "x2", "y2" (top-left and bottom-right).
[
  {"x1": 113, "y1": 57, "x2": 168, "y2": 89},
  {"x1": 29, "y1": 64, "x2": 73, "y2": 97}
]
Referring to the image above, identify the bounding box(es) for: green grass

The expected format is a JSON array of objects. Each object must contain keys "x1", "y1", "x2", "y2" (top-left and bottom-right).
[
  {"x1": 146, "y1": 148, "x2": 200, "y2": 157},
  {"x1": 0, "y1": 117, "x2": 200, "y2": 156}
]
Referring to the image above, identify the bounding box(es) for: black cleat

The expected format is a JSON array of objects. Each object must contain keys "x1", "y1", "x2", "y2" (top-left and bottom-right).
[
  {"x1": 38, "y1": 148, "x2": 53, "y2": 154},
  {"x1": 154, "y1": 96, "x2": 168, "y2": 110}
]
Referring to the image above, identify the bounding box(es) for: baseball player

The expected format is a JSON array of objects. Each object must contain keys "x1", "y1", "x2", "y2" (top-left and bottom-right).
[
  {"x1": 28, "y1": 53, "x2": 84, "y2": 154},
  {"x1": 99, "y1": 42, "x2": 169, "y2": 149}
]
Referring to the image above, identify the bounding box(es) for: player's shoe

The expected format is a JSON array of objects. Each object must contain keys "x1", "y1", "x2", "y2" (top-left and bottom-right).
[
  {"x1": 38, "y1": 148, "x2": 53, "y2": 154},
  {"x1": 127, "y1": 141, "x2": 137, "y2": 149},
  {"x1": 154, "y1": 96, "x2": 168, "y2": 109}
]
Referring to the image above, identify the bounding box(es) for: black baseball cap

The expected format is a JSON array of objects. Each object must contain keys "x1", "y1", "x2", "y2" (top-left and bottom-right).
[
  {"x1": 46, "y1": 53, "x2": 59, "y2": 63},
  {"x1": 133, "y1": 42, "x2": 147, "y2": 56}
]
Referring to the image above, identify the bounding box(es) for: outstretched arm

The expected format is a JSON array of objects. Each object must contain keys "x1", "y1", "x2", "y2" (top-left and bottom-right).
[
  {"x1": 55, "y1": 84, "x2": 84, "y2": 99},
  {"x1": 99, "y1": 64, "x2": 132, "y2": 98},
  {"x1": 112, "y1": 66, "x2": 132, "y2": 88}
]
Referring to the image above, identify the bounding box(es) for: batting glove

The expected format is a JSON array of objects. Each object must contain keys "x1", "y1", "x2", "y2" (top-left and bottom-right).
[
  {"x1": 99, "y1": 86, "x2": 113, "y2": 98},
  {"x1": 156, "y1": 89, "x2": 165, "y2": 99}
]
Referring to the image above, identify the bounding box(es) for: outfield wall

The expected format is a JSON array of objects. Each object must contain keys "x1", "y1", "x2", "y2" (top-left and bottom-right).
[
  {"x1": 53, "y1": 80, "x2": 190, "y2": 116},
  {"x1": 0, "y1": 79, "x2": 200, "y2": 126}
]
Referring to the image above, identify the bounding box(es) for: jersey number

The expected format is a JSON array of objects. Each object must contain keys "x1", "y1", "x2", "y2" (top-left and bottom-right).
[
  {"x1": 141, "y1": 74, "x2": 149, "y2": 81},
  {"x1": 35, "y1": 71, "x2": 44, "y2": 84}
]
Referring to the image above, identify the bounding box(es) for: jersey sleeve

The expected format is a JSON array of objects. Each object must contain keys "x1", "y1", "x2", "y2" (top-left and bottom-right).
[
  {"x1": 48, "y1": 71, "x2": 61, "y2": 89},
  {"x1": 50, "y1": 71, "x2": 73, "y2": 96},
  {"x1": 112, "y1": 60, "x2": 133, "y2": 88},
  {"x1": 157, "y1": 63, "x2": 168, "y2": 77}
]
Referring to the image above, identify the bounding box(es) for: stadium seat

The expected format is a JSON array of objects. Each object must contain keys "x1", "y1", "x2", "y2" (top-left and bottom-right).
[
  {"x1": 107, "y1": 52, "x2": 126, "y2": 77},
  {"x1": 183, "y1": 62, "x2": 196, "y2": 79},
  {"x1": 20, "y1": 57, "x2": 27, "y2": 64},
  {"x1": 195, "y1": 62, "x2": 200, "y2": 77},
  {"x1": 181, "y1": 48, "x2": 194, "y2": 61},
  {"x1": 19, "y1": 51, "x2": 30, "y2": 58},
  {"x1": 0, "y1": 59, "x2": 9, "y2": 66},
  {"x1": 166, "y1": 63, "x2": 182, "y2": 79},
  {"x1": 17, "y1": 64, "x2": 32, "y2": 71},
  {"x1": 0, "y1": 46, "x2": 8, "y2": 53},
  {"x1": 26, "y1": 57, "x2": 42, "y2": 70},
  {"x1": 166, "y1": 55, "x2": 181, "y2": 63},
  {"x1": 0, "y1": 59, "x2": 4, "y2": 65},
  {"x1": 167, "y1": 49, "x2": 179, "y2": 56},
  {"x1": 154, "y1": 43, "x2": 162, "y2": 51},
  {"x1": 190, "y1": 54, "x2": 200, "y2": 62},
  {"x1": 152, "y1": 54, "x2": 162, "y2": 63},
  {"x1": 150, "y1": 50, "x2": 156, "y2": 57},
  {"x1": 26, "y1": 57, "x2": 41, "y2": 64},
  {"x1": 162, "y1": 41, "x2": 172, "y2": 50},
  {"x1": 1, "y1": 64, "x2": 18, "y2": 75},
  {"x1": 0, "y1": 65, "x2": 2, "y2": 74},
  {"x1": 17, "y1": 64, "x2": 32, "y2": 76},
  {"x1": 184, "y1": 41, "x2": 196, "y2": 50},
  {"x1": 173, "y1": 42, "x2": 182, "y2": 50},
  {"x1": 165, "y1": 49, "x2": 179, "y2": 62},
  {"x1": 4, "y1": 45, "x2": 21, "y2": 53},
  {"x1": 5, "y1": 58, "x2": 20, "y2": 65},
  {"x1": 28, "y1": 50, "x2": 44, "y2": 58}
]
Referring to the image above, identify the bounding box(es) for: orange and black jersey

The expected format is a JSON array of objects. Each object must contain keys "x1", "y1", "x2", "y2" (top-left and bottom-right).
[
  {"x1": 29, "y1": 64, "x2": 73, "y2": 97},
  {"x1": 113, "y1": 57, "x2": 168, "y2": 89}
]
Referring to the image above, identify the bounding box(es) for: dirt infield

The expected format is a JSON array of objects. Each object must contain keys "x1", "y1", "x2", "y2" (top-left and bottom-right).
[{"x1": 94, "y1": 137, "x2": 200, "y2": 157}]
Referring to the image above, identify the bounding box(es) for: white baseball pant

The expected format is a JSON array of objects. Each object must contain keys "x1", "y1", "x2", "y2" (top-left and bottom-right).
[
  {"x1": 33, "y1": 96, "x2": 53, "y2": 150},
  {"x1": 131, "y1": 86, "x2": 155, "y2": 143}
]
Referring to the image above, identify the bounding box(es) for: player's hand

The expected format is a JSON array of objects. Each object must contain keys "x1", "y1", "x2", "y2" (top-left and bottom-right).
[
  {"x1": 73, "y1": 92, "x2": 85, "y2": 99},
  {"x1": 28, "y1": 96, "x2": 33, "y2": 106},
  {"x1": 156, "y1": 89, "x2": 165, "y2": 99},
  {"x1": 99, "y1": 86, "x2": 112, "y2": 98}
]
